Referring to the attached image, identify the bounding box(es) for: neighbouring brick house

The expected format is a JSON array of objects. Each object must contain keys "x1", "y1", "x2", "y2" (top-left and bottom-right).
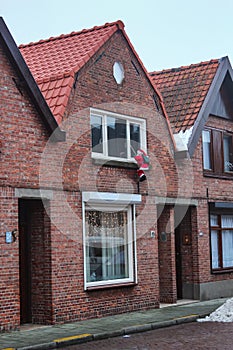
[
  {"x1": 150, "y1": 57, "x2": 233, "y2": 301},
  {"x1": 0, "y1": 17, "x2": 65, "y2": 331},
  {"x1": 1, "y1": 17, "x2": 181, "y2": 331}
]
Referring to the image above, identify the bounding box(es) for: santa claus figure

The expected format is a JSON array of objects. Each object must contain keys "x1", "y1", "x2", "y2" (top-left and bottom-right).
[{"x1": 134, "y1": 149, "x2": 150, "y2": 182}]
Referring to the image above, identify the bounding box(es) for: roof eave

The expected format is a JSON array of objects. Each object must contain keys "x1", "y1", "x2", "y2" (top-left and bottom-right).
[
  {"x1": 0, "y1": 17, "x2": 66, "y2": 142},
  {"x1": 188, "y1": 56, "x2": 231, "y2": 157}
]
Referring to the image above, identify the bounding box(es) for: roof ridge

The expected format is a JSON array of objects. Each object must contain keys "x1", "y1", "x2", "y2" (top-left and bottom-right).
[
  {"x1": 19, "y1": 20, "x2": 124, "y2": 48},
  {"x1": 150, "y1": 58, "x2": 220, "y2": 76}
]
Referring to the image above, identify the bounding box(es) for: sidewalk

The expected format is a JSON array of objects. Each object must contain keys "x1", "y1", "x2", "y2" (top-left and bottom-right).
[{"x1": 0, "y1": 298, "x2": 227, "y2": 350}]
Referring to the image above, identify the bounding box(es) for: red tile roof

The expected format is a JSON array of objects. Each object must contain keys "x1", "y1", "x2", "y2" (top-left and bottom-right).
[
  {"x1": 0, "y1": 17, "x2": 65, "y2": 140},
  {"x1": 150, "y1": 59, "x2": 220, "y2": 133},
  {"x1": 19, "y1": 21, "x2": 125, "y2": 123}
]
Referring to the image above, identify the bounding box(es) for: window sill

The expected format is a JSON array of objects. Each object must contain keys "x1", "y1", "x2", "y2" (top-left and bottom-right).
[
  {"x1": 203, "y1": 171, "x2": 233, "y2": 180},
  {"x1": 92, "y1": 158, "x2": 138, "y2": 169},
  {"x1": 212, "y1": 268, "x2": 233, "y2": 274},
  {"x1": 85, "y1": 282, "x2": 137, "y2": 291}
]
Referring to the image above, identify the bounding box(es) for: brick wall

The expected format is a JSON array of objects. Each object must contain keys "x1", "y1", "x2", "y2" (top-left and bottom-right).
[
  {"x1": 158, "y1": 205, "x2": 176, "y2": 303},
  {"x1": 1, "y1": 30, "x2": 176, "y2": 329},
  {"x1": 0, "y1": 187, "x2": 19, "y2": 331},
  {"x1": 0, "y1": 39, "x2": 52, "y2": 330},
  {"x1": 35, "y1": 32, "x2": 177, "y2": 323},
  {"x1": 189, "y1": 115, "x2": 233, "y2": 285}
]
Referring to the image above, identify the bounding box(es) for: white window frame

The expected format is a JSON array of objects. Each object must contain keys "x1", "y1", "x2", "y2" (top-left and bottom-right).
[
  {"x1": 202, "y1": 129, "x2": 212, "y2": 170},
  {"x1": 90, "y1": 108, "x2": 147, "y2": 163},
  {"x1": 82, "y1": 192, "x2": 140, "y2": 290},
  {"x1": 210, "y1": 212, "x2": 233, "y2": 271}
]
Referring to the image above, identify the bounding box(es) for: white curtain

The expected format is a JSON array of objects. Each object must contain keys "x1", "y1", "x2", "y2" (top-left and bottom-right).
[
  {"x1": 202, "y1": 130, "x2": 212, "y2": 170},
  {"x1": 222, "y1": 215, "x2": 233, "y2": 267},
  {"x1": 210, "y1": 214, "x2": 218, "y2": 226},
  {"x1": 211, "y1": 230, "x2": 219, "y2": 269}
]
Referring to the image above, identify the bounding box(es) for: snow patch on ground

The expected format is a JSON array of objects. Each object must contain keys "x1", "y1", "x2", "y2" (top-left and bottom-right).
[{"x1": 198, "y1": 298, "x2": 233, "y2": 322}]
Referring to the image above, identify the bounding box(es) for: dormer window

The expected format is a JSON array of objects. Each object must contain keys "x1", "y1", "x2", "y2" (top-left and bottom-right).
[
  {"x1": 202, "y1": 128, "x2": 233, "y2": 176},
  {"x1": 202, "y1": 129, "x2": 212, "y2": 170},
  {"x1": 223, "y1": 134, "x2": 233, "y2": 172},
  {"x1": 91, "y1": 109, "x2": 147, "y2": 163}
]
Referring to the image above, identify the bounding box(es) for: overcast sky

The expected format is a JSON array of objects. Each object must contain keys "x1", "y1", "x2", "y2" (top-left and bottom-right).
[{"x1": 1, "y1": 0, "x2": 233, "y2": 71}]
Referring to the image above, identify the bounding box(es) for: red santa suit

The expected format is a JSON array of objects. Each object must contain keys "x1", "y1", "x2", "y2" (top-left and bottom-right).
[{"x1": 134, "y1": 149, "x2": 149, "y2": 182}]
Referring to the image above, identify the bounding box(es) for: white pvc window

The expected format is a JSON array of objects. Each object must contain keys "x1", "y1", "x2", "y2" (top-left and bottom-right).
[
  {"x1": 82, "y1": 192, "x2": 140, "y2": 289},
  {"x1": 202, "y1": 130, "x2": 212, "y2": 170},
  {"x1": 91, "y1": 109, "x2": 146, "y2": 162},
  {"x1": 210, "y1": 213, "x2": 233, "y2": 270}
]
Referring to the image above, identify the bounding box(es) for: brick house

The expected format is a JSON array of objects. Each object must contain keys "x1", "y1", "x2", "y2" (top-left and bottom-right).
[
  {"x1": 1, "y1": 17, "x2": 181, "y2": 331},
  {"x1": 150, "y1": 57, "x2": 233, "y2": 301}
]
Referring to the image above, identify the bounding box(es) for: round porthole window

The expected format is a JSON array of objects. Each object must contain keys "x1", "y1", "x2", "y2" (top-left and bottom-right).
[{"x1": 113, "y1": 61, "x2": 124, "y2": 85}]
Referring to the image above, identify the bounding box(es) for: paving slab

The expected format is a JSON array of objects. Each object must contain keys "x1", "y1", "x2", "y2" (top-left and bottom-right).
[{"x1": 0, "y1": 298, "x2": 228, "y2": 350}]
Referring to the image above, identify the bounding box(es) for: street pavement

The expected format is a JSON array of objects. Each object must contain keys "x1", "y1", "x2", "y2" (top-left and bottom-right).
[
  {"x1": 0, "y1": 298, "x2": 228, "y2": 350},
  {"x1": 64, "y1": 321, "x2": 233, "y2": 350}
]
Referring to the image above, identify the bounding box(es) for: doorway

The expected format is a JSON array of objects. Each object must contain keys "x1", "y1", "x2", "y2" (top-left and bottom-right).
[
  {"x1": 19, "y1": 199, "x2": 52, "y2": 325},
  {"x1": 175, "y1": 225, "x2": 183, "y2": 299},
  {"x1": 175, "y1": 206, "x2": 194, "y2": 300}
]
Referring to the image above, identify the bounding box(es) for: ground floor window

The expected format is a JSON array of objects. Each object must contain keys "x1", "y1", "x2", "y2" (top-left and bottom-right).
[
  {"x1": 83, "y1": 193, "x2": 139, "y2": 289},
  {"x1": 210, "y1": 212, "x2": 233, "y2": 271}
]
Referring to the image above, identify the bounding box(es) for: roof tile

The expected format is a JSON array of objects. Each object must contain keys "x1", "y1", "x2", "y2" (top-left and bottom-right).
[
  {"x1": 19, "y1": 21, "x2": 123, "y2": 123},
  {"x1": 150, "y1": 59, "x2": 220, "y2": 133}
]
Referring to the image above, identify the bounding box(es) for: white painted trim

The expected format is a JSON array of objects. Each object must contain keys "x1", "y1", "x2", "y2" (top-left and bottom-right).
[
  {"x1": 15, "y1": 188, "x2": 53, "y2": 199},
  {"x1": 82, "y1": 197, "x2": 87, "y2": 291},
  {"x1": 83, "y1": 192, "x2": 141, "y2": 205},
  {"x1": 133, "y1": 204, "x2": 138, "y2": 284},
  {"x1": 82, "y1": 192, "x2": 139, "y2": 290},
  {"x1": 154, "y1": 196, "x2": 198, "y2": 206},
  {"x1": 90, "y1": 108, "x2": 147, "y2": 162}
]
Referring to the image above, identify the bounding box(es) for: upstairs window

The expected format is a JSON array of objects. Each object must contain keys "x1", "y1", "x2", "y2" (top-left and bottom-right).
[
  {"x1": 202, "y1": 130, "x2": 212, "y2": 170},
  {"x1": 202, "y1": 128, "x2": 233, "y2": 177},
  {"x1": 91, "y1": 109, "x2": 146, "y2": 162},
  {"x1": 223, "y1": 135, "x2": 233, "y2": 172}
]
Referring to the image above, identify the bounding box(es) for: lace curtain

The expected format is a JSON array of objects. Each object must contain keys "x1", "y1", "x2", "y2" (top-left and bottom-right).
[
  {"x1": 85, "y1": 210, "x2": 128, "y2": 282},
  {"x1": 211, "y1": 214, "x2": 233, "y2": 268},
  {"x1": 222, "y1": 215, "x2": 233, "y2": 267}
]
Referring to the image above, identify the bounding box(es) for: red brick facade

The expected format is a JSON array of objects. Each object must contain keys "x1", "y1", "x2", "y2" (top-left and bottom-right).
[
  {"x1": 1, "y1": 18, "x2": 233, "y2": 332},
  {"x1": 0, "y1": 24, "x2": 176, "y2": 331}
]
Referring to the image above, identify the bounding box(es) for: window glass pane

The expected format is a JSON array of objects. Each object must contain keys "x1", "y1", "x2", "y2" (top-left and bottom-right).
[
  {"x1": 130, "y1": 123, "x2": 140, "y2": 157},
  {"x1": 85, "y1": 210, "x2": 129, "y2": 282},
  {"x1": 211, "y1": 230, "x2": 220, "y2": 269},
  {"x1": 222, "y1": 215, "x2": 233, "y2": 228},
  {"x1": 91, "y1": 115, "x2": 103, "y2": 153},
  {"x1": 210, "y1": 214, "x2": 218, "y2": 227},
  {"x1": 222, "y1": 230, "x2": 233, "y2": 267},
  {"x1": 223, "y1": 135, "x2": 233, "y2": 172},
  {"x1": 107, "y1": 117, "x2": 127, "y2": 158},
  {"x1": 202, "y1": 130, "x2": 212, "y2": 170}
]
